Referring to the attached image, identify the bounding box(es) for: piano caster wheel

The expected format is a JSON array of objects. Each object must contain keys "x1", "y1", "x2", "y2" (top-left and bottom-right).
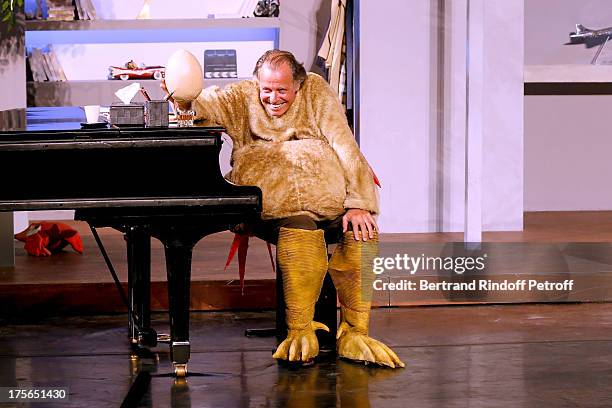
[
  {"x1": 173, "y1": 377, "x2": 188, "y2": 387},
  {"x1": 130, "y1": 353, "x2": 139, "y2": 361},
  {"x1": 174, "y1": 364, "x2": 188, "y2": 377},
  {"x1": 129, "y1": 356, "x2": 139, "y2": 376}
]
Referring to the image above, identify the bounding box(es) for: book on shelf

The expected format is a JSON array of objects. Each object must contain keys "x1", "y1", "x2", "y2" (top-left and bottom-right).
[
  {"x1": 73, "y1": 0, "x2": 85, "y2": 20},
  {"x1": 27, "y1": 0, "x2": 97, "y2": 21},
  {"x1": 28, "y1": 49, "x2": 45, "y2": 82},
  {"x1": 41, "y1": 52, "x2": 55, "y2": 81},
  {"x1": 33, "y1": 49, "x2": 48, "y2": 82},
  {"x1": 46, "y1": 0, "x2": 76, "y2": 21},
  {"x1": 47, "y1": 8, "x2": 75, "y2": 21},
  {"x1": 70, "y1": 0, "x2": 96, "y2": 21},
  {"x1": 48, "y1": 46, "x2": 68, "y2": 81},
  {"x1": 28, "y1": 47, "x2": 68, "y2": 82},
  {"x1": 79, "y1": 0, "x2": 97, "y2": 20},
  {"x1": 25, "y1": 0, "x2": 44, "y2": 20}
]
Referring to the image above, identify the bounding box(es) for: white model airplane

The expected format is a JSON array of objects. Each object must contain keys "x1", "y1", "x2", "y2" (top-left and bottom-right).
[
  {"x1": 568, "y1": 24, "x2": 612, "y2": 64},
  {"x1": 570, "y1": 24, "x2": 612, "y2": 42}
]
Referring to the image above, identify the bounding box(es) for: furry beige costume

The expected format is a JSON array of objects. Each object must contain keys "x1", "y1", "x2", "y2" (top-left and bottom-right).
[
  {"x1": 192, "y1": 72, "x2": 403, "y2": 368},
  {"x1": 192, "y1": 72, "x2": 378, "y2": 220}
]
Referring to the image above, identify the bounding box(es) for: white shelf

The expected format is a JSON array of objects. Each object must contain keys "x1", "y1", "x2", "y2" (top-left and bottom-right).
[
  {"x1": 524, "y1": 64, "x2": 612, "y2": 83},
  {"x1": 25, "y1": 17, "x2": 280, "y2": 31},
  {"x1": 27, "y1": 78, "x2": 247, "y2": 107},
  {"x1": 24, "y1": 17, "x2": 278, "y2": 106}
]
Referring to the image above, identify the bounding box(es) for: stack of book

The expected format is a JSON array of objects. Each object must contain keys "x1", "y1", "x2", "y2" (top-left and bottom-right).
[
  {"x1": 25, "y1": 0, "x2": 97, "y2": 21},
  {"x1": 28, "y1": 47, "x2": 68, "y2": 82},
  {"x1": 46, "y1": 0, "x2": 75, "y2": 21}
]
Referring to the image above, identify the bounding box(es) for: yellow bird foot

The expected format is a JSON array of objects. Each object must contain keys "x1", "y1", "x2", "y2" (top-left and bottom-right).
[
  {"x1": 272, "y1": 321, "x2": 330, "y2": 363},
  {"x1": 336, "y1": 322, "x2": 405, "y2": 369}
]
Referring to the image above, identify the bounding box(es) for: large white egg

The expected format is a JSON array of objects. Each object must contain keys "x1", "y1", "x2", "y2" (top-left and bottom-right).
[{"x1": 165, "y1": 49, "x2": 204, "y2": 102}]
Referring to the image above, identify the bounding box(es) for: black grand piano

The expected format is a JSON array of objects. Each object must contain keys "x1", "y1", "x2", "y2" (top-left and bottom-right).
[{"x1": 0, "y1": 108, "x2": 262, "y2": 377}]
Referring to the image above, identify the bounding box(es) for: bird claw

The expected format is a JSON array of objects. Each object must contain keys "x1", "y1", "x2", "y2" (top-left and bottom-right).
[
  {"x1": 336, "y1": 323, "x2": 405, "y2": 369},
  {"x1": 272, "y1": 321, "x2": 330, "y2": 363}
]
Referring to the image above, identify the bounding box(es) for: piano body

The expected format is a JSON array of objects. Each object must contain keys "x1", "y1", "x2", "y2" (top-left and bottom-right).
[{"x1": 0, "y1": 108, "x2": 262, "y2": 376}]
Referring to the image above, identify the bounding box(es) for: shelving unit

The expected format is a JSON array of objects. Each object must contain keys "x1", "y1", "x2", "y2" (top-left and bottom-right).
[
  {"x1": 27, "y1": 78, "x2": 250, "y2": 107},
  {"x1": 525, "y1": 64, "x2": 612, "y2": 83},
  {"x1": 25, "y1": 18, "x2": 279, "y2": 106},
  {"x1": 524, "y1": 64, "x2": 612, "y2": 95},
  {"x1": 26, "y1": 17, "x2": 280, "y2": 31}
]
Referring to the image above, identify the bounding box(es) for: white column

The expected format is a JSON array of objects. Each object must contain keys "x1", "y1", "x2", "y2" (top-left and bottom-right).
[
  {"x1": 464, "y1": 0, "x2": 484, "y2": 242},
  {"x1": 443, "y1": 0, "x2": 468, "y2": 232},
  {"x1": 359, "y1": 0, "x2": 433, "y2": 232}
]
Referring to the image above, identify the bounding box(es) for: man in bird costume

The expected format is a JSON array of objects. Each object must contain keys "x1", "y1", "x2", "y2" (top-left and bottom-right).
[{"x1": 172, "y1": 50, "x2": 403, "y2": 368}]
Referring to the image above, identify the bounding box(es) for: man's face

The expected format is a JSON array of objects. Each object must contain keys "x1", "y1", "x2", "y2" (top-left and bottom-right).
[{"x1": 257, "y1": 62, "x2": 299, "y2": 117}]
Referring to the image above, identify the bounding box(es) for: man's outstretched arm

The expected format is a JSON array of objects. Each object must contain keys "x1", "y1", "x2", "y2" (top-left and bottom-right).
[{"x1": 162, "y1": 79, "x2": 249, "y2": 146}]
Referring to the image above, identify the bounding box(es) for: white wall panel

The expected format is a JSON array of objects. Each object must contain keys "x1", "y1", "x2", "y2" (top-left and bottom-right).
[
  {"x1": 360, "y1": 0, "x2": 523, "y2": 233},
  {"x1": 360, "y1": 0, "x2": 433, "y2": 233},
  {"x1": 482, "y1": 0, "x2": 523, "y2": 230}
]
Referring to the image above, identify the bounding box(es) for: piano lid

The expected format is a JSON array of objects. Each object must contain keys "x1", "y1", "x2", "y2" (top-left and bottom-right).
[{"x1": 0, "y1": 107, "x2": 262, "y2": 212}]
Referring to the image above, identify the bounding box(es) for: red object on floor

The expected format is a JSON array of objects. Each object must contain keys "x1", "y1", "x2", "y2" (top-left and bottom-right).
[{"x1": 14, "y1": 222, "x2": 83, "y2": 257}]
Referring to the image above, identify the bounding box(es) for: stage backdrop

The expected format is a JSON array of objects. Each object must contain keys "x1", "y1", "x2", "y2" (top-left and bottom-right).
[{"x1": 360, "y1": 0, "x2": 524, "y2": 233}]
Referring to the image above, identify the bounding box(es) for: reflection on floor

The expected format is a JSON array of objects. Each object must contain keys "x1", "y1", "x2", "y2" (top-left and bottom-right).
[{"x1": 2, "y1": 303, "x2": 612, "y2": 407}]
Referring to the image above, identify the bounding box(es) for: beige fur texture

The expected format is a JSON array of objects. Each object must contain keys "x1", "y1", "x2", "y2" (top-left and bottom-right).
[{"x1": 192, "y1": 72, "x2": 378, "y2": 220}]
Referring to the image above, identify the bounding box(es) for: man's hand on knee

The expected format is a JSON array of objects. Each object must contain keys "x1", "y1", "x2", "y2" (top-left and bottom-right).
[{"x1": 342, "y1": 209, "x2": 378, "y2": 241}]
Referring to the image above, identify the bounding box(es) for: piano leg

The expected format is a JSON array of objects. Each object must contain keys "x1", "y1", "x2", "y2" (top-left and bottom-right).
[
  {"x1": 125, "y1": 226, "x2": 157, "y2": 349},
  {"x1": 163, "y1": 239, "x2": 194, "y2": 377}
]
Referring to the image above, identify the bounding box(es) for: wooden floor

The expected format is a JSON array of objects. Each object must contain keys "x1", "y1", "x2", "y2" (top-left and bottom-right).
[
  {"x1": 3, "y1": 211, "x2": 612, "y2": 315},
  {"x1": 3, "y1": 212, "x2": 612, "y2": 406},
  {"x1": 2, "y1": 304, "x2": 612, "y2": 407}
]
